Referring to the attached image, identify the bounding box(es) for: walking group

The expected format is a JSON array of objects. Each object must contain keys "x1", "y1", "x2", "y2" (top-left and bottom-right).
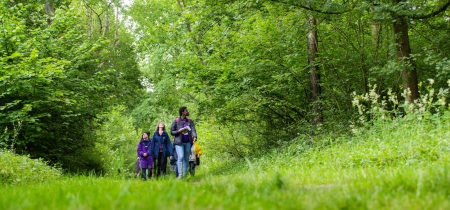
[{"x1": 136, "y1": 106, "x2": 202, "y2": 180}]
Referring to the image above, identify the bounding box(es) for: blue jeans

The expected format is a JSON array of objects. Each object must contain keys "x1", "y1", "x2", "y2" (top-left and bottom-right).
[{"x1": 175, "y1": 142, "x2": 191, "y2": 177}]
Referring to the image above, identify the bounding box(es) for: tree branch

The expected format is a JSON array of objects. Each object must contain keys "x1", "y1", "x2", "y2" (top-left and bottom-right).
[
  {"x1": 270, "y1": 0, "x2": 355, "y2": 14},
  {"x1": 411, "y1": 0, "x2": 450, "y2": 19}
]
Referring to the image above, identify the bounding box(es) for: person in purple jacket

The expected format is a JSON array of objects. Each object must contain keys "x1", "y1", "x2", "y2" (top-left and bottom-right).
[{"x1": 137, "y1": 131, "x2": 153, "y2": 180}]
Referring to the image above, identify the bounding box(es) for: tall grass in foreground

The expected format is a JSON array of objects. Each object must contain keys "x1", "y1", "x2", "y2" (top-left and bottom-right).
[
  {"x1": 0, "y1": 164, "x2": 449, "y2": 209},
  {"x1": 1, "y1": 111, "x2": 450, "y2": 209},
  {"x1": 2, "y1": 82, "x2": 450, "y2": 209}
]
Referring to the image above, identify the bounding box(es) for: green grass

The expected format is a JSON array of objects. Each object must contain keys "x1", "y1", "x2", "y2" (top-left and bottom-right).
[
  {"x1": 1, "y1": 165, "x2": 449, "y2": 209},
  {"x1": 2, "y1": 113, "x2": 450, "y2": 209}
]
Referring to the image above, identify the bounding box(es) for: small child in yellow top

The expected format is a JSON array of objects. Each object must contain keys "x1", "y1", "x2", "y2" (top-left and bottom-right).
[{"x1": 189, "y1": 142, "x2": 202, "y2": 176}]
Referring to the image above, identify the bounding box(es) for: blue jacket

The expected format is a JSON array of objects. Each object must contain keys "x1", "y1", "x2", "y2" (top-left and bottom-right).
[{"x1": 150, "y1": 130, "x2": 174, "y2": 158}]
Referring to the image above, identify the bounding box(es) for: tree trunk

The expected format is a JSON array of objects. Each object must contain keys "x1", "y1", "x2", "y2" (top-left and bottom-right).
[
  {"x1": 307, "y1": 15, "x2": 322, "y2": 126},
  {"x1": 103, "y1": 9, "x2": 109, "y2": 36},
  {"x1": 371, "y1": 21, "x2": 381, "y2": 60},
  {"x1": 45, "y1": 1, "x2": 55, "y2": 25},
  {"x1": 115, "y1": 7, "x2": 118, "y2": 39},
  {"x1": 393, "y1": 15, "x2": 419, "y2": 103},
  {"x1": 371, "y1": 15, "x2": 382, "y2": 92},
  {"x1": 86, "y1": 8, "x2": 92, "y2": 38}
]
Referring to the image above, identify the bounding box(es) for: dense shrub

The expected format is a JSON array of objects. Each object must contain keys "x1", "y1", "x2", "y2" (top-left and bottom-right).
[
  {"x1": 0, "y1": 150, "x2": 61, "y2": 184},
  {"x1": 0, "y1": 2, "x2": 142, "y2": 172}
]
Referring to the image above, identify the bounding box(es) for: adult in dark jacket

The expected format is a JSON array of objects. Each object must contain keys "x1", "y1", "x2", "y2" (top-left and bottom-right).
[
  {"x1": 137, "y1": 131, "x2": 153, "y2": 180},
  {"x1": 150, "y1": 121, "x2": 174, "y2": 177},
  {"x1": 171, "y1": 106, "x2": 197, "y2": 178}
]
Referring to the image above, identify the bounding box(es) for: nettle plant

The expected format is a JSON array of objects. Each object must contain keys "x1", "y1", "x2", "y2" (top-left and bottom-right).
[{"x1": 351, "y1": 79, "x2": 450, "y2": 133}]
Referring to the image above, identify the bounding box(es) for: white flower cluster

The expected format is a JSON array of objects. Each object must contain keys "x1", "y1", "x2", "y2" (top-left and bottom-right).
[
  {"x1": 351, "y1": 78, "x2": 449, "y2": 128},
  {"x1": 351, "y1": 84, "x2": 389, "y2": 124}
]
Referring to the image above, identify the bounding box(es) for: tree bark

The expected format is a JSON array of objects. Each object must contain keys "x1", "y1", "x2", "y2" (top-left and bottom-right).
[
  {"x1": 45, "y1": 1, "x2": 55, "y2": 25},
  {"x1": 115, "y1": 7, "x2": 118, "y2": 39},
  {"x1": 86, "y1": 7, "x2": 92, "y2": 38},
  {"x1": 307, "y1": 15, "x2": 322, "y2": 126},
  {"x1": 371, "y1": 21, "x2": 381, "y2": 59},
  {"x1": 393, "y1": 14, "x2": 419, "y2": 103},
  {"x1": 103, "y1": 9, "x2": 109, "y2": 36},
  {"x1": 371, "y1": 13, "x2": 382, "y2": 92}
]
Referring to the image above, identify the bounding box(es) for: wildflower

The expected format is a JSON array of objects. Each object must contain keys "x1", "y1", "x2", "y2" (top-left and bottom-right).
[
  {"x1": 438, "y1": 98, "x2": 446, "y2": 106},
  {"x1": 359, "y1": 116, "x2": 365, "y2": 124},
  {"x1": 362, "y1": 93, "x2": 369, "y2": 101},
  {"x1": 358, "y1": 105, "x2": 364, "y2": 115},
  {"x1": 419, "y1": 107, "x2": 425, "y2": 112},
  {"x1": 421, "y1": 94, "x2": 428, "y2": 105},
  {"x1": 352, "y1": 98, "x2": 359, "y2": 106},
  {"x1": 428, "y1": 78, "x2": 435, "y2": 85},
  {"x1": 402, "y1": 89, "x2": 412, "y2": 106},
  {"x1": 389, "y1": 94, "x2": 398, "y2": 105}
]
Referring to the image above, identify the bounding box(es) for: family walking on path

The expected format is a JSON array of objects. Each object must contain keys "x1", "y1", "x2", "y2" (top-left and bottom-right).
[{"x1": 136, "y1": 106, "x2": 202, "y2": 180}]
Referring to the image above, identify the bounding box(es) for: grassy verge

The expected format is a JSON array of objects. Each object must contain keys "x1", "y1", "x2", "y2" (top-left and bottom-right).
[
  {"x1": 1, "y1": 165, "x2": 449, "y2": 209},
  {"x1": 1, "y1": 113, "x2": 450, "y2": 209}
]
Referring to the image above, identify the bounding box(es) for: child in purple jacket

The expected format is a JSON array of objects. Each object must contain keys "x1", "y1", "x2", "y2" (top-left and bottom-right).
[{"x1": 137, "y1": 131, "x2": 153, "y2": 180}]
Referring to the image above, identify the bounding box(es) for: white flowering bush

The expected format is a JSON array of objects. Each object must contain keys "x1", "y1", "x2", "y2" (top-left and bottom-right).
[{"x1": 351, "y1": 79, "x2": 450, "y2": 132}]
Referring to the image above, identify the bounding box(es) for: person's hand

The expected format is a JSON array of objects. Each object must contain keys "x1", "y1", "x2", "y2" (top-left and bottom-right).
[
  {"x1": 170, "y1": 156, "x2": 173, "y2": 160},
  {"x1": 137, "y1": 157, "x2": 139, "y2": 160},
  {"x1": 197, "y1": 154, "x2": 201, "y2": 158},
  {"x1": 193, "y1": 137, "x2": 197, "y2": 142},
  {"x1": 143, "y1": 153, "x2": 147, "y2": 157}
]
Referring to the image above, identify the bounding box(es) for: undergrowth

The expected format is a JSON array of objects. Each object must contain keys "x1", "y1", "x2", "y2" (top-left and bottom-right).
[
  {"x1": 0, "y1": 150, "x2": 61, "y2": 184},
  {"x1": 2, "y1": 81, "x2": 450, "y2": 209}
]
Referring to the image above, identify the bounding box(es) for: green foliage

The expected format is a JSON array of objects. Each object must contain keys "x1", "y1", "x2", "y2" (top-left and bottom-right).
[
  {"x1": 2, "y1": 111, "x2": 450, "y2": 208},
  {"x1": 127, "y1": 0, "x2": 450, "y2": 156},
  {"x1": 94, "y1": 105, "x2": 141, "y2": 176},
  {"x1": 0, "y1": 1, "x2": 142, "y2": 172},
  {"x1": 2, "y1": 0, "x2": 449, "y2": 173},
  {"x1": 0, "y1": 150, "x2": 61, "y2": 184}
]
